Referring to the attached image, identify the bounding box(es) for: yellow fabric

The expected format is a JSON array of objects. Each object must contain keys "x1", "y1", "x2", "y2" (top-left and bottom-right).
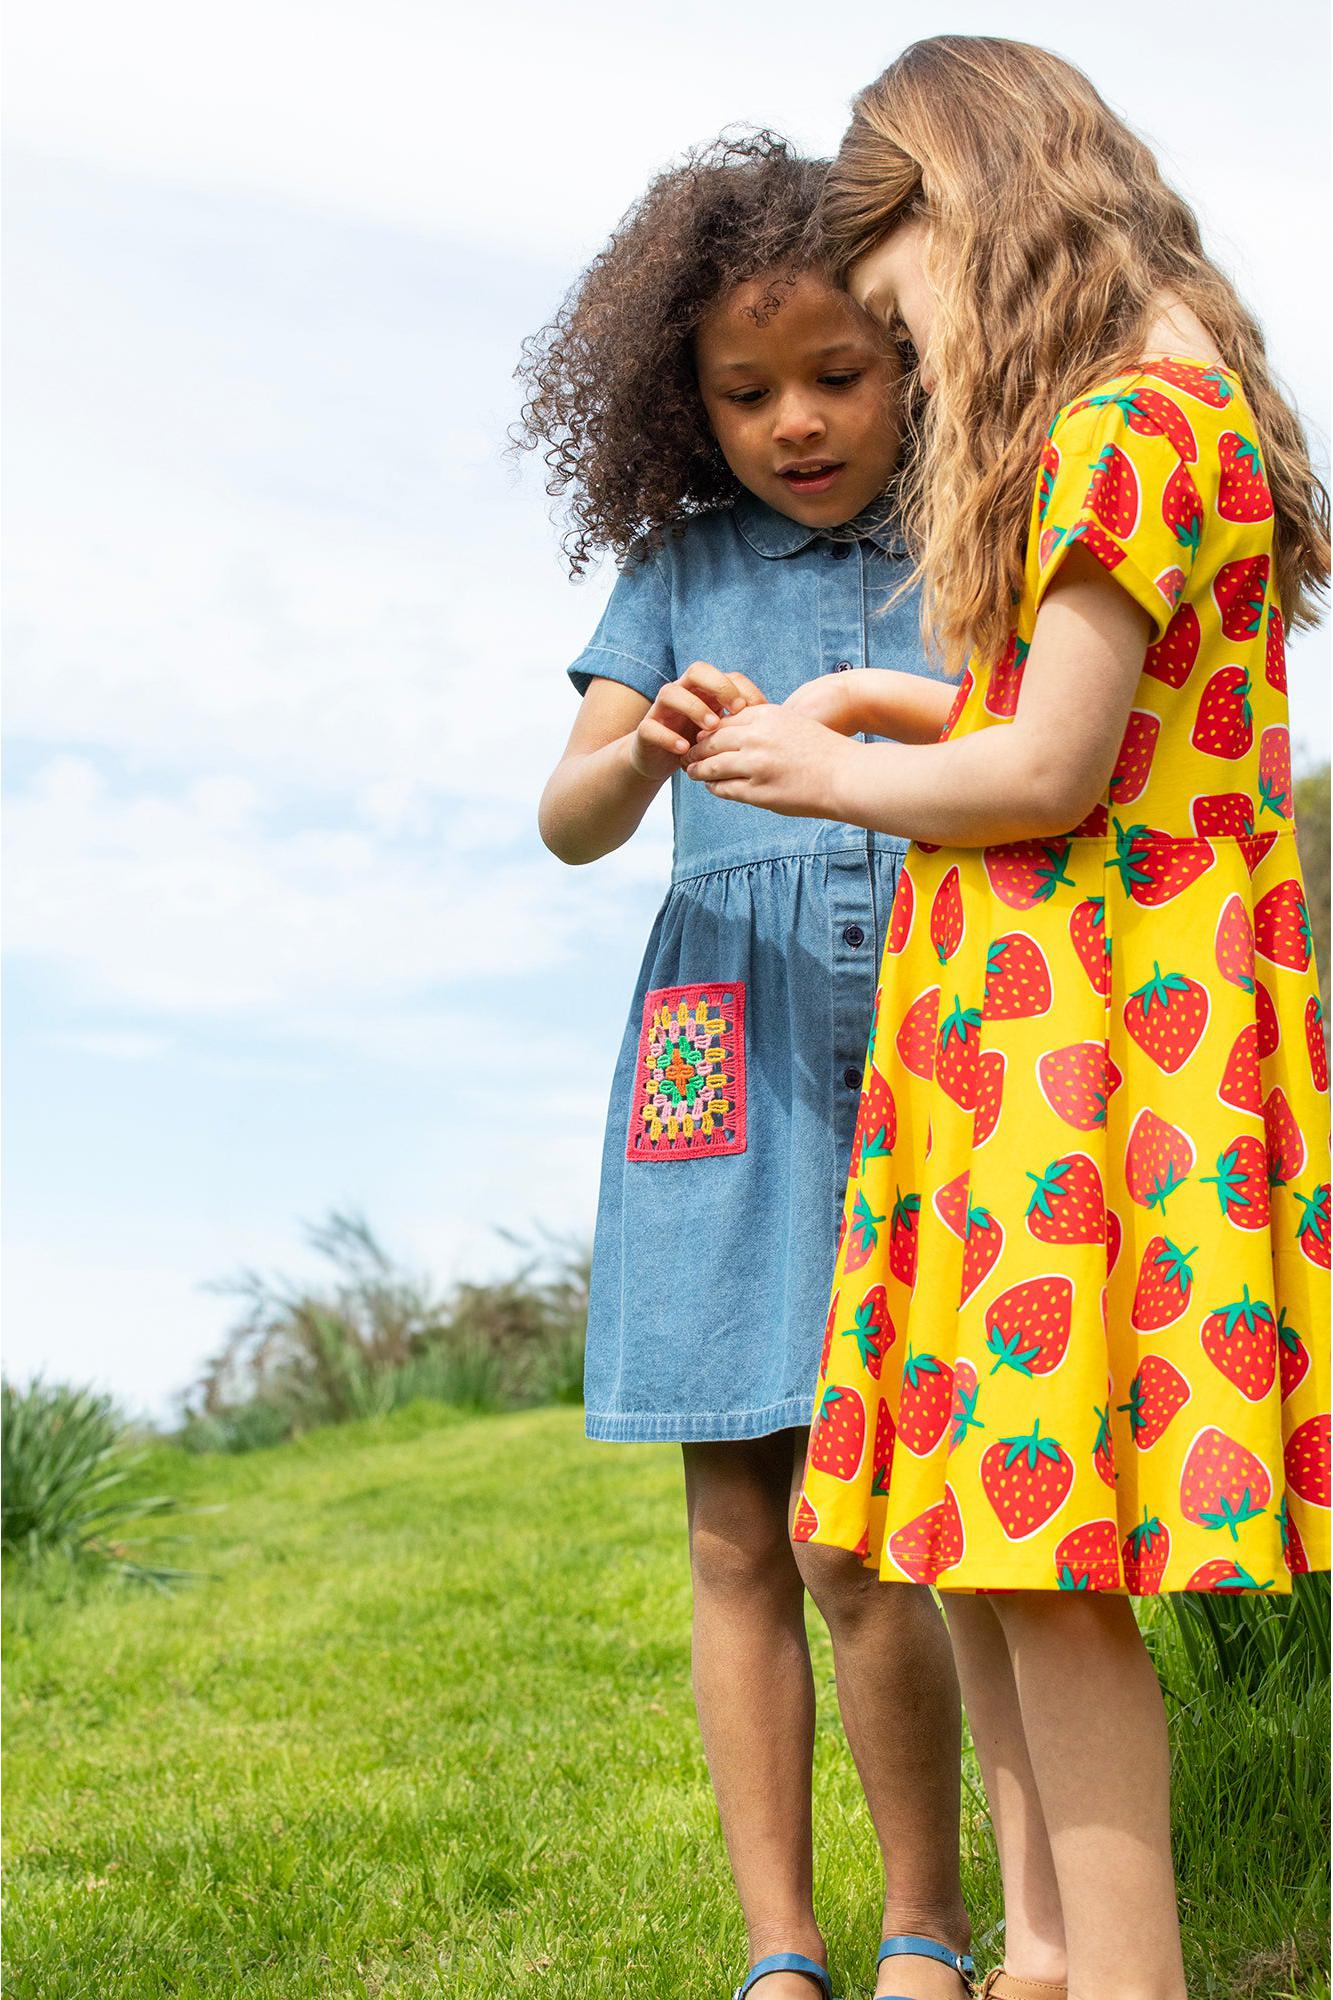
[{"x1": 798, "y1": 362, "x2": 1330, "y2": 1594}]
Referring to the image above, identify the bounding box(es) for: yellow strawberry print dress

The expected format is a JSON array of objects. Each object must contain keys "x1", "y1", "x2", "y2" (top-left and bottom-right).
[{"x1": 797, "y1": 359, "x2": 1331, "y2": 1595}]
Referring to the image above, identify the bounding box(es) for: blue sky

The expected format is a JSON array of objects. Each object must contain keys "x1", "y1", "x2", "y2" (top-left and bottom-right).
[{"x1": 5, "y1": 0, "x2": 1329, "y2": 1418}]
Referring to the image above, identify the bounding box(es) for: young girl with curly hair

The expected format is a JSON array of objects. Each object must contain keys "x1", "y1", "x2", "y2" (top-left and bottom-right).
[
  {"x1": 522, "y1": 134, "x2": 973, "y2": 2000},
  {"x1": 688, "y1": 41, "x2": 1330, "y2": 2000}
]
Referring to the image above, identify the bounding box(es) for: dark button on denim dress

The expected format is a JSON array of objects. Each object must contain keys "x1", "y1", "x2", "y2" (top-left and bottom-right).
[{"x1": 567, "y1": 494, "x2": 946, "y2": 1442}]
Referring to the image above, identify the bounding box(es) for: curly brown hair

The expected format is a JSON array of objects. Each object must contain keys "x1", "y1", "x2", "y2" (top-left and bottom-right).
[{"x1": 514, "y1": 131, "x2": 829, "y2": 574}]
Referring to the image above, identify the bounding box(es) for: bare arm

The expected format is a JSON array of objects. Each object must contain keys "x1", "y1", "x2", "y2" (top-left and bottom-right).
[
  {"x1": 784, "y1": 667, "x2": 958, "y2": 744},
  {"x1": 539, "y1": 663, "x2": 767, "y2": 865},
  {"x1": 686, "y1": 548, "x2": 1151, "y2": 846}
]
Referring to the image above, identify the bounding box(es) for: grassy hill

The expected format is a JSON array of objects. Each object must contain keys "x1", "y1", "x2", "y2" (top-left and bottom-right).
[{"x1": 3, "y1": 1404, "x2": 1328, "y2": 1999}]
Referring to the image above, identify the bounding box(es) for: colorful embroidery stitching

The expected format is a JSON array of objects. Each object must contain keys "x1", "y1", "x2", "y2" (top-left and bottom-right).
[{"x1": 627, "y1": 981, "x2": 748, "y2": 1161}]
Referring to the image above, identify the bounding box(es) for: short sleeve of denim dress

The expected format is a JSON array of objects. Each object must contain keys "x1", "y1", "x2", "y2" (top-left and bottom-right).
[{"x1": 567, "y1": 494, "x2": 948, "y2": 1443}]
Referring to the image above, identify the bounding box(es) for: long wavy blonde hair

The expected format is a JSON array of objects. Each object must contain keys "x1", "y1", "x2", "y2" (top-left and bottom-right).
[{"x1": 821, "y1": 36, "x2": 1329, "y2": 673}]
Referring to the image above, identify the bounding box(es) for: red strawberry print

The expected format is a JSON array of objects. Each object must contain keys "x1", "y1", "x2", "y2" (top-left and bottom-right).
[
  {"x1": 1155, "y1": 566, "x2": 1186, "y2": 610},
  {"x1": 889, "y1": 1485, "x2": 965, "y2": 1584},
  {"x1": 1037, "y1": 437, "x2": 1060, "y2": 521},
  {"x1": 1254, "y1": 880, "x2": 1312, "y2": 972},
  {"x1": 1257, "y1": 724, "x2": 1292, "y2": 821},
  {"x1": 887, "y1": 869, "x2": 915, "y2": 953},
  {"x1": 1108, "y1": 821, "x2": 1214, "y2": 906},
  {"x1": 1265, "y1": 605, "x2": 1287, "y2": 692},
  {"x1": 844, "y1": 1188, "x2": 888, "y2": 1272},
  {"x1": 1200, "y1": 1285, "x2": 1277, "y2": 1402},
  {"x1": 1293, "y1": 1182, "x2": 1331, "y2": 1271},
  {"x1": 1280, "y1": 1498, "x2": 1310, "y2": 1575},
  {"x1": 851, "y1": 1068, "x2": 896, "y2": 1177},
  {"x1": 1106, "y1": 1207, "x2": 1123, "y2": 1276},
  {"x1": 1161, "y1": 458, "x2": 1204, "y2": 554},
  {"x1": 1069, "y1": 898, "x2": 1111, "y2": 998},
  {"x1": 898, "y1": 1347, "x2": 955, "y2": 1457},
  {"x1": 1055, "y1": 1518, "x2": 1121, "y2": 1591},
  {"x1": 1109, "y1": 711, "x2": 1160, "y2": 805},
  {"x1": 1191, "y1": 667, "x2": 1254, "y2": 760},
  {"x1": 930, "y1": 867, "x2": 965, "y2": 963},
  {"x1": 792, "y1": 1493, "x2": 819, "y2": 1542},
  {"x1": 1192, "y1": 792, "x2": 1255, "y2": 839},
  {"x1": 1073, "y1": 388, "x2": 1197, "y2": 460},
  {"x1": 1119, "y1": 1355, "x2": 1191, "y2": 1448},
  {"x1": 841, "y1": 1284, "x2": 895, "y2": 1379},
  {"x1": 985, "y1": 634, "x2": 1030, "y2": 718},
  {"x1": 1185, "y1": 1559, "x2": 1273, "y2": 1592},
  {"x1": 1122, "y1": 1512, "x2": 1171, "y2": 1592},
  {"x1": 1093, "y1": 1399, "x2": 1117, "y2": 1488},
  {"x1": 949, "y1": 1360, "x2": 983, "y2": 1453},
  {"x1": 1237, "y1": 832, "x2": 1278, "y2": 876},
  {"x1": 1264, "y1": 1085, "x2": 1306, "y2": 1188},
  {"x1": 1255, "y1": 979, "x2": 1280, "y2": 1059},
  {"x1": 1038, "y1": 1042, "x2": 1122, "y2": 1130},
  {"x1": 1025, "y1": 1154, "x2": 1106, "y2": 1244},
  {"x1": 939, "y1": 670, "x2": 974, "y2": 742},
  {"x1": 1202, "y1": 1137, "x2": 1270, "y2": 1231},
  {"x1": 984, "y1": 839, "x2": 1075, "y2": 909},
  {"x1": 1131, "y1": 1237, "x2": 1196, "y2": 1332},
  {"x1": 1278, "y1": 1310, "x2": 1311, "y2": 1403},
  {"x1": 936, "y1": 997, "x2": 984, "y2": 1111},
  {"x1": 984, "y1": 1275, "x2": 1073, "y2": 1377},
  {"x1": 1125, "y1": 1108, "x2": 1195, "y2": 1213},
  {"x1": 1217, "y1": 431, "x2": 1274, "y2": 522},
  {"x1": 1069, "y1": 520, "x2": 1127, "y2": 571},
  {"x1": 1217, "y1": 1023, "x2": 1262, "y2": 1115},
  {"x1": 888, "y1": 1188, "x2": 921, "y2": 1287},
  {"x1": 1088, "y1": 441, "x2": 1140, "y2": 536},
  {"x1": 1142, "y1": 359, "x2": 1233, "y2": 407},
  {"x1": 1214, "y1": 895, "x2": 1255, "y2": 992},
  {"x1": 896, "y1": 986, "x2": 941, "y2": 1078},
  {"x1": 935, "y1": 1173, "x2": 1005, "y2": 1303},
  {"x1": 1179, "y1": 1427, "x2": 1271, "y2": 1540},
  {"x1": 1123, "y1": 964, "x2": 1209, "y2": 1073},
  {"x1": 1307, "y1": 995, "x2": 1328, "y2": 1092},
  {"x1": 1213, "y1": 555, "x2": 1269, "y2": 642},
  {"x1": 820, "y1": 1290, "x2": 839, "y2": 1375},
  {"x1": 1070, "y1": 802, "x2": 1110, "y2": 839},
  {"x1": 984, "y1": 934, "x2": 1053, "y2": 1019},
  {"x1": 809, "y1": 1384, "x2": 867, "y2": 1481},
  {"x1": 973, "y1": 1050, "x2": 1006, "y2": 1148},
  {"x1": 1284, "y1": 1414, "x2": 1331, "y2": 1508},
  {"x1": 1039, "y1": 525, "x2": 1065, "y2": 566},
  {"x1": 1145, "y1": 602, "x2": 1200, "y2": 688},
  {"x1": 871, "y1": 1396, "x2": 896, "y2": 1496},
  {"x1": 982, "y1": 1423, "x2": 1074, "y2": 1540}
]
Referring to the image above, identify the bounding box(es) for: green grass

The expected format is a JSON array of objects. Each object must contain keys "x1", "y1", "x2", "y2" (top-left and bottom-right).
[{"x1": 3, "y1": 1404, "x2": 1327, "y2": 1998}]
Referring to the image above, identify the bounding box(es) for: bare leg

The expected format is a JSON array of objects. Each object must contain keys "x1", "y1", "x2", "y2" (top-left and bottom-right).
[
  {"x1": 988, "y1": 1593, "x2": 1186, "y2": 2000},
  {"x1": 684, "y1": 1435, "x2": 828, "y2": 2000},
  {"x1": 791, "y1": 1456, "x2": 970, "y2": 2000},
  {"x1": 944, "y1": 1595, "x2": 1067, "y2": 1985}
]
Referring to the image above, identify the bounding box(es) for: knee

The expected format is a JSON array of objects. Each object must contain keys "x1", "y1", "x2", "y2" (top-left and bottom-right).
[
  {"x1": 984, "y1": 1587, "x2": 1138, "y2": 1645},
  {"x1": 791, "y1": 1538, "x2": 886, "y2": 1624},
  {"x1": 689, "y1": 1501, "x2": 797, "y2": 1601}
]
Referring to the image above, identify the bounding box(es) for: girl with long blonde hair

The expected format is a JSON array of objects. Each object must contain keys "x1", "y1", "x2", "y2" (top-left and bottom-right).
[{"x1": 688, "y1": 37, "x2": 1329, "y2": 2000}]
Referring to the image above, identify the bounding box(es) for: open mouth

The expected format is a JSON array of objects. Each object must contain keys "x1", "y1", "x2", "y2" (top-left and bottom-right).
[{"x1": 777, "y1": 461, "x2": 845, "y2": 495}]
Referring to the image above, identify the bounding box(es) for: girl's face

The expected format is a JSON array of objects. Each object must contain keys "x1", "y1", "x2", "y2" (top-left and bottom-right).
[
  {"x1": 847, "y1": 217, "x2": 938, "y2": 395},
  {"x1": 696, "y1": 270, "x2": 904, "y2": 527}
]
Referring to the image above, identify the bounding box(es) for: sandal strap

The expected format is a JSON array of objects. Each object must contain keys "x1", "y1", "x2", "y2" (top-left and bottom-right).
[
  {"x1": 979, "y1": 1975, "x2": 1068, "y2": 2000},
  {"x1": 734, "y1": 1952, "x2": 834, "y2": 2000},
  {"x1": 878, "y1": 1933, "x2": 975, "y2": 1979}
]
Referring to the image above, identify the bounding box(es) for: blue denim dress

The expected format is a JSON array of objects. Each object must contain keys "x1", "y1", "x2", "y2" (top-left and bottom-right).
[{"x1": 568, "y1": 494, "x2": 944, "y2": 1442}]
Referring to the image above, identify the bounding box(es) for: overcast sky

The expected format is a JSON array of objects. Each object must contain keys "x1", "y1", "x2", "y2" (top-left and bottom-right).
[{"x1": 5, "y1": 0, "x2": 1330, "y2": 1419}]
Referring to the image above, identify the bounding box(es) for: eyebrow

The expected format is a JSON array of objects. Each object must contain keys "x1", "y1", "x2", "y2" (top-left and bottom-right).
[{"x1": 716, "y1": 341, "x2": 869, "y2": 372}]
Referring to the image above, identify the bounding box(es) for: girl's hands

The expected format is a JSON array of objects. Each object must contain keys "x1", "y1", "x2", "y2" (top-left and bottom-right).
[
  {"x1": 783, "y1": 674, "x2": 864, "y2": 735},
  {"x1": 686, "y1": 703, "x2": 853, "y2": 818},
  {"x1": 630, "y1": 661, "x2": 768, "y2": 783}
]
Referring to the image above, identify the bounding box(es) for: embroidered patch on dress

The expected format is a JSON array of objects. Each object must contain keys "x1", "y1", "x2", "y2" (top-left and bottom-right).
[{"x1": 627, "y1": 981, "x2": 748, "y2": 1161}]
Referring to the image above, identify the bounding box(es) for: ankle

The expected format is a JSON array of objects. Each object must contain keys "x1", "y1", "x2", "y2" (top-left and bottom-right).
[
  {"x1": 881, "y1": 1896, "x2": 972, "y2": 1955},
  {"x1": 997, "y1": 1931, "x2": 1068, "y2": 1986},
  {"x1": 746, "y1": 1922, "x2": 827, "y2": 1969}
]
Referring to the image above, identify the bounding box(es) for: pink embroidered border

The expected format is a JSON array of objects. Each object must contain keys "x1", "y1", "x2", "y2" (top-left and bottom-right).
[{"x1": 627, "y1": 980, "x2": 748, "y2": 1162}]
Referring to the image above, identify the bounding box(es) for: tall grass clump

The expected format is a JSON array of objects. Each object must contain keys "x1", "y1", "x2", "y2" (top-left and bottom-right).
[
  {"x1": 1, "y1": 1380, "x2": 184, "y2": 1585},
  {"x1": 178, "y1": 1212, "x2": 589, "y2": 1452}
]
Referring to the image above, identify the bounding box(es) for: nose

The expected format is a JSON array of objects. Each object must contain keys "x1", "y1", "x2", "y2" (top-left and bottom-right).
[{"x1": 771, "y1": 391, "x2": 825, "y2": 447}]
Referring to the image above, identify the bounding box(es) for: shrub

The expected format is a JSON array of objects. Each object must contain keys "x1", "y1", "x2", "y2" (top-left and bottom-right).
[{"x1": 1, "y1": 1380, "x2": 185, "y2": 1584}]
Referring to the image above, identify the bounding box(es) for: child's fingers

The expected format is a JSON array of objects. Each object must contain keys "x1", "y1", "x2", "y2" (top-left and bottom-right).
[
  {"x1": 653, "y1": 685, "x2": 723, "y2": 736},
  {"x1": 638, "y1": 716, "x2": 691, "y2": 759},
  {"x1": 678, "y1": 661, "x2": 757, "y2": 716},
  {"x1": 727, "y1": 672, "x2": 769, "y2": 709}
]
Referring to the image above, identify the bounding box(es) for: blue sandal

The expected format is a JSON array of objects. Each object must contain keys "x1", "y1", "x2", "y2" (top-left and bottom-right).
[
  {"x1": 877, "y1": 1934, "x2": 975, "y2": 1998},
  {"x1": 733, "y1": 1953, "x2": 837, "y2": 2000}
]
